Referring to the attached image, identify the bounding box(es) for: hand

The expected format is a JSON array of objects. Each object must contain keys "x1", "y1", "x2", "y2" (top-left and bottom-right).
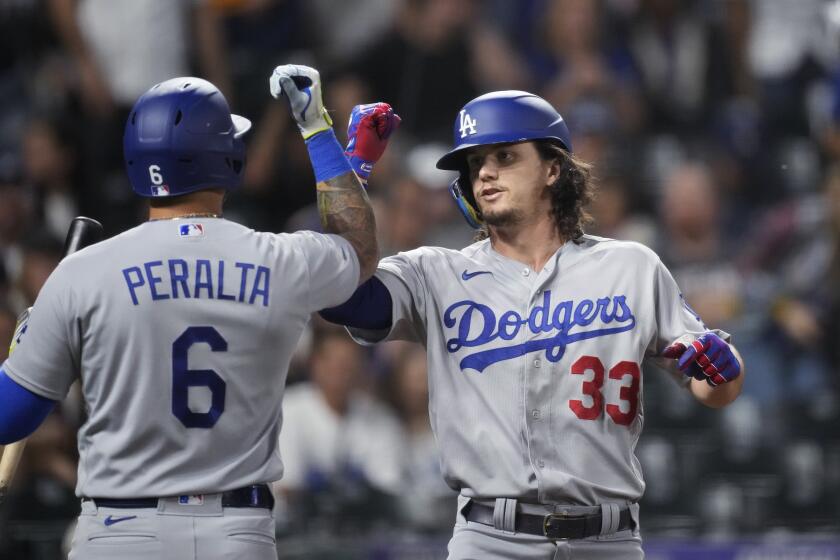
[
  {"x1": 775, "y1": 298, "x2": 822, "y2": 347},
  {"x1": 662, "y1": 332, "x2": 740, "y2": 387},
  {"x1": 345, "y1": 102, "x2": 401, "y2": 185},
  {"x1": 269, "y1": 64, "x2": 333, "y2": 139}
]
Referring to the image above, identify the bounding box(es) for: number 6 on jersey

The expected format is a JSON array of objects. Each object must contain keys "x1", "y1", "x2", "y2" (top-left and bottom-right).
[{"x1": 172, "y1": 326, "x2": 227, "y2": 428}]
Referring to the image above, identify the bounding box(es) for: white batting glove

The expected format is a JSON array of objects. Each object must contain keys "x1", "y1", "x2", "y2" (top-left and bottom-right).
[{"x1": 270, "y1": 64, "x2": 333, "y2": 140}]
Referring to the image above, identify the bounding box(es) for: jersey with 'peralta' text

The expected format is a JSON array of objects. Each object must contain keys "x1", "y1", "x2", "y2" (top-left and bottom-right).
[
  {"x1": 4, "y1": 218, "x2": 359, "y2": 498},
  {"x1": 348, "y1": 235, "x2": 726, "y2": 506}
]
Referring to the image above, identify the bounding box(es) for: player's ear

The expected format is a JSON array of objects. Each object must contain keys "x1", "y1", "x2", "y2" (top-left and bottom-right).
[{"x1": 545, "y1": 156, "x2": 561, "y2": 187}]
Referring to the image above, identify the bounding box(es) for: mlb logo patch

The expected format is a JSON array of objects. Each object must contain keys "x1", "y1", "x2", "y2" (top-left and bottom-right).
[
  {"x1": 179, "y1": 223, "x2": 204, "y2": 237},
  {"x1": 151, "y1": 184, "x2": 170, "y2": 196},
  {"x1": 178, "y1": 495, "x2": 204, "y2": 506}
]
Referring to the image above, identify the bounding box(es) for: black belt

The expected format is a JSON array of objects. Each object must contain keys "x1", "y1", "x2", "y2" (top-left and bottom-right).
[
  {"x1": 464, "y1": 501, "x2": 633, "y2": 540},
  {"x1": 83, "y1": 484, "x2": 274, "y2": 510}
]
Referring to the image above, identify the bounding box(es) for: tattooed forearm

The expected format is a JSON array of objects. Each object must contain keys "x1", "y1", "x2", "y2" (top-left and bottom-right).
[{"x1": 317, "y1": 171, "x2": 378, "y2": 283}]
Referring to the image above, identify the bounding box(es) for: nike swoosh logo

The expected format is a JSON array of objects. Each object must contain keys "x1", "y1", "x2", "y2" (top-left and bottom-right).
[
  {"x1": 300, "y1": 87, "x2": 312, "y2": 122},
  {"x1": 104, "y1": 515, "x2": 137, "y2": 526},
  {"x1": 15, "y1": 323, "x2": 27, "y2": 344},
  {"x1": 462, "y1": 270, "x2": 492, "y2": 281}
]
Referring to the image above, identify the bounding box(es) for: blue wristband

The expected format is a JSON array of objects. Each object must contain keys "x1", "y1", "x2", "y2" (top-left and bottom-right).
[
  {"x1": 306, "y1": 129, "x2": 354, "y2": 183},
  {"x1": 346, "y1": 155, "x2": 374, "y2": 184}
]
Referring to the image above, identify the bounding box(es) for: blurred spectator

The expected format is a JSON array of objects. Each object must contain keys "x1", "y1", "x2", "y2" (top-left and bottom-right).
[
  {"x1": 276, "y1": 327, "x2": 404, "y2": 532},
  {"x1": 338, "y1": 0, "x2": 525, "y2": 142},
  {"x1": 21, "y1": 114, "x2": 81, "y2": 240},
  {"x1": 534, "y1": 0, "x2": 643, "y2": 136},
  {"x1": 628, "y1": 0, "x2": 737, "y2": 133},
  {"x1": 0, "y1": 413, "x2": 78, "y2": 560},
  {"x1": 711, "y1": 397, "x2": 777, "y2": 477},
  {"x1": 385, "y1": 343, "x2": 455, "y2": 531},
  {"x1": 49, "y1": 0, "x2": 231, "y2": 116},
  {"x1": 637, "y1": 435, "x2": 679, "y2": 506},
  {"x1": 205, "y1": 0, "x2": 318, "y2": 233},
  {"x1": 7, "y1": 232, "x2": 63, "y2": 315},
  {"x1": 0, "y1": 0, "x2": 61, "y2": 183},
  {"x1": 742, "y1": 165, "x2": 840, "y2": 404},
  {"x1": 789, "y1": 167, "x2": 840, "y2": 361},
  {"x1": 747, "y1": 0, "x2": 833, "y2": 139},
  {"x1": 305, "y1": 0, "x2": 398, "y2": 64},
  {"x1": 562, "y1": 101, "x2": 628, "y2": 171},
  {"x1": 395, "y1": 142, "x2": 473, "y2": 250},
  {"x1": 379, "y1": 177, "x2": 433, "y2": 256},
  {"x1": 0, "y1": 1, "x2": 59, "y2": 79},
  {"x1": 773, "y1": 439, "x2": 840, "y2": 533},
  {"x1": 47, "y1": 0, "x2": 233, "y2": 234},
  {"x1": 655, "y1": 162, "x2": 791, "y2": 407},
  {"x1": 705, "y1": 1, "x2": 762, "y2": 208},
  {"x1": 635, "y1": 434, "x2": 700, "y2": 535},
  {"x1": 0, "y1": 183, "x2": 34, "y2": 290},
  {"x1": 783, "y1": 395, "x2": 840, "y2": 531},
  {"x1": 696, "y1": 398, "x2": 780, "y2": 536},
  {"x1": 697, "y1": 480, "x2": 744, "y2": 539},
  {"x1": 657, "y1": 162, "x2": 743, "y2": 330},
  {"x1": 587, "y1": 171, "x2": 656, "y2": 246},
  {"x1": 213, "y1": 0, "x2": 307, "y2": 115}
]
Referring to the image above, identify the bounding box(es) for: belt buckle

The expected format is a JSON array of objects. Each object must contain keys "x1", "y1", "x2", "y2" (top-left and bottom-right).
[{"x1": 542, "y1": 511, "x2": 585, "y2": 540}]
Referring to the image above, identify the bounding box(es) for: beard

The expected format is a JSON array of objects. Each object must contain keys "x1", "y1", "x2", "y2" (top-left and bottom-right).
[{"x1": 481, "y1": 206, "x2": 525, "y2": 228}]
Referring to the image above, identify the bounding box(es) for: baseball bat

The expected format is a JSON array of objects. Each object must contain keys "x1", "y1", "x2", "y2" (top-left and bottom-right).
[{"x1": 0, "y1": 217, "x2": 104, "y2": 505}]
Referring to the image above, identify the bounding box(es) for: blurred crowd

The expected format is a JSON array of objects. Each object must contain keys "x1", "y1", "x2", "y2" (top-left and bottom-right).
[{"x1": 2, "y1": 0, "x2": 840, "y2": 558}]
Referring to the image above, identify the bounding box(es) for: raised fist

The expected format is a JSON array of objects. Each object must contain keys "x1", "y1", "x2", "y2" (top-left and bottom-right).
[
  {"x1": 345, "y1": 102, "x2": 401, "y2": 185},
  {"x1": 270, "y1": 64, "x2": 333, "y2": 139},
  {"x1": 662, "y1": 332, "x2": 740, "y2": 387}
]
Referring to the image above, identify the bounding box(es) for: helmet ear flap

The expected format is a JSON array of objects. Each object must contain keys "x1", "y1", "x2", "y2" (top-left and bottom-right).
[{"x1": 449, "y1": 175, "x2": 483, "y2": 229}]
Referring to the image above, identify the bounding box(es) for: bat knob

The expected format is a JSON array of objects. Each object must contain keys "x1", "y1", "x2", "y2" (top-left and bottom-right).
[{"x1": 63, "y1": 217, "x2": 104, "y2": 256}]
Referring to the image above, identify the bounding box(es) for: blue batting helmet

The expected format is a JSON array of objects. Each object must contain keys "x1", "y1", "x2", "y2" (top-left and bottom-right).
[
  {"x1": 436, "y1": 90, "x2": 572, "y2": 228},
  {"x1": 124, "y1": 77, "x2": 251, "y2": 198}
]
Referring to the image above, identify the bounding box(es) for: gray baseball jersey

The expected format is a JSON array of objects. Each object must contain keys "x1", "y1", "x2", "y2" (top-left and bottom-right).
[
  {"x1": 349, "y1": 235, "x2": 722, "y2": 506},
  {"x1": 3, "y1": 218, "x2": 359, "y2": 498}
]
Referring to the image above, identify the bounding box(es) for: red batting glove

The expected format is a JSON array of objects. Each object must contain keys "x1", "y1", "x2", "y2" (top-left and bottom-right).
[
  {"x1": 345, "y1": 102, "x2": 401, "y2": 185},
  {"x1": 662, "y1": 332, "x2": 741, "y2": 387}
]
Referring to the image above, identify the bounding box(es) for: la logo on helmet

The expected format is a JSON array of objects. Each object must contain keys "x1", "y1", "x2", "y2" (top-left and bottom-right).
[{"x1": 459, "y1": 110, "x2": 477, "y2": 138}]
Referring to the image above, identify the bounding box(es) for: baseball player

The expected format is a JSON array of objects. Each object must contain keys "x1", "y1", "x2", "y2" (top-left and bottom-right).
[
  {"x1": 320, "y1": 90, "x2": 745, "y2": 559},
  {"x1": 0, "y1": 65, "x2": 398, "y2": 559}
]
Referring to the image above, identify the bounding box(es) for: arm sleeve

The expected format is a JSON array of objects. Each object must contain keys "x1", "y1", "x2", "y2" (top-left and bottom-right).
[
  {"x1": 3, "y1": 264, "x2": 80, "y2": 401},
  {"x1": 287, "y1": 231, "x2": 361, "y2": 311},
  {"x1": 345, "y1": 252, "x2": 428, "y2": 345},
  {"x1": 318, "y1": 276, "x2": 393, "y2": 330},
  {"x1": 647, "y1": 257, "x2": 730, "y2": 381},
  {"x1": 0, "y1": 366, "x2": 57, "y2": 444}
]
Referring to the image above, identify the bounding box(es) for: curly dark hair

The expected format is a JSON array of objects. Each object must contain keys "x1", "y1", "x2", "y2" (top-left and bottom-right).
[{"x1": 470, "y1": 141, "x2": 595, "y2": 242}]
